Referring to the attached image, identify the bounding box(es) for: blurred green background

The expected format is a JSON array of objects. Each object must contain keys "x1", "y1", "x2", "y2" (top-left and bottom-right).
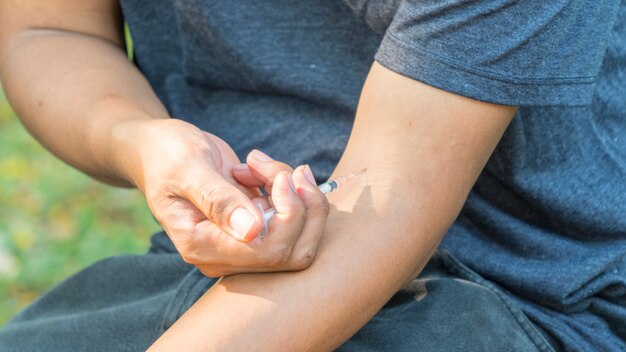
[{"x1": 0, "y1": 88, "x2": 161, "y2": 325}]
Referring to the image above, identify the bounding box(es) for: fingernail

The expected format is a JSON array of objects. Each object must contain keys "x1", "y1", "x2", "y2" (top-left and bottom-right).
[
  {"x1": 251, "y1": 149, "x2": 273, "y2": 162},
  {"x1": 286, "y1": 173, "x2": 296, "y2": 193},
  {"x1": 303, "y1": 165, "x2": 316, "y2": 185},
  {"x1": 229, "y1": 207, "x2": 256, "y2": 240}
]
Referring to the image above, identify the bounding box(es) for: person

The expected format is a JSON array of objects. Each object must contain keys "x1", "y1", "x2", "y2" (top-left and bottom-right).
[{"x1": 0, "y1": 0, "x2": 624, "y2": 351}]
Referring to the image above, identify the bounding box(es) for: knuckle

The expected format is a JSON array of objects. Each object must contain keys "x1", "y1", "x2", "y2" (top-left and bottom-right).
[
  {"x1": 167, "y1": 216, "x2": 197, "y2": 235},
  {"x1": 178, "y1": 177, "x2": 196, "y2": 196},
  {"x1": 198, "y1": 184, "x2": 237, "y2": 223},
  {"x1": 293, "y1": 197, "x2": 308, "y2": 212},
  {"x1": 199, "y1": 151, "x2": 224, "y2": 170},
  {"x1": 313, "y1": 196, "x2": 331, "y2": 216},
  {"x1": 290, "y1": 249, "x2": 316, "y2": 270},
  {"x1": 209, "y1": 147, "x2": 224, "y2": 169},
  {"x1": 307, "y1": 190, "x2": 330, "y2": 210},
  {"x1": 267, "y1": 246, "x2": 292, "y2": 267}
]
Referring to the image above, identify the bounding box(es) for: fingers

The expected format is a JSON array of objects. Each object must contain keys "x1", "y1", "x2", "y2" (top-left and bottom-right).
[
  {"x1": 203, "y1": 132, "x2": 262, "y2": 199},
  {"x1": 137, "y1": 121, "x2": 328, "y2": 275},
  {"x1": 258, "y1": 171, "x2": 307, "y2": 260},
  {"x1": 231, "y1": 163, "x2": 261, "y2": 187},
  {"x1": 192, "y1": 166, "x2": 328, "y2": 276},
  {"x1": 285, "y1": 165, "x2": 330, "y2": 269},
  {"x1": 270, "y1": 171, "x2": 301, "y2": 215},
  {"x1": 183, "y1": 167, "x2": 264, "y2": 242},
  {"x1": 173, "y1": 148, "x2": 329, "y2": 276},
  {"x1": 257, "y1": 165, "x2": 328, "y2": 270},
  {"x1": 232, "y1": 150, "x2": 293, "y2": 193}
]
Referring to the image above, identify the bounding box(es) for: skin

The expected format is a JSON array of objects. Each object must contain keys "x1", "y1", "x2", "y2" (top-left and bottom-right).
[
  {"x1": 0, "y1": 0, "x2": 330, "y2": 277},
  {"x1": 0, "y1": 0, "x2": 517, "y2": 350},
  {"x1": 149, "y1": 64, "x2": 516, "y2": 351}
]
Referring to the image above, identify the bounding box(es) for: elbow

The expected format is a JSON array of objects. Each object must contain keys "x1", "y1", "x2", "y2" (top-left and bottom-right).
[{"x1": 1, "y1": 27, "x2": 123, "y2": 78}]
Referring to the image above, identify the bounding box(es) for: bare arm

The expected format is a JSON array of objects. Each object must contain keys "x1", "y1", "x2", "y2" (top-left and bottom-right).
[
  {"x1": 1, "y1": 1, "x2": 333, "y2": 274},
  {"x1": 150, "y1": 62, "x2": 517, "y2": 351},
  {"x1": 0, "y1": 0, "x2": 168, "y2": 186}
]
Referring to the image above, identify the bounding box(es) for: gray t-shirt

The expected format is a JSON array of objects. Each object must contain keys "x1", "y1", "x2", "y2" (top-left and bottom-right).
[{"x1": 120, "y1": 1, "x2": 625, "y2": 350}]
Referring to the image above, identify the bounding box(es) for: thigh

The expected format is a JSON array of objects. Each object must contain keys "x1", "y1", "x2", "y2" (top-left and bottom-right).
[{"x1": 338, "y1": 251, "x2": 557, "y2": 352}]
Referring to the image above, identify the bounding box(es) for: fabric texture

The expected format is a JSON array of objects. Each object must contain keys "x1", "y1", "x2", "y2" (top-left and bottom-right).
[
  {"x1": 1, "y1": 0, "x2": 624, "y2": 351},
  {"x1": 370, "y1": 1, "x2": 626, "y2": 351},
  {"x1": 375, "y1": 0, "x2": 621, "y2": 106}
]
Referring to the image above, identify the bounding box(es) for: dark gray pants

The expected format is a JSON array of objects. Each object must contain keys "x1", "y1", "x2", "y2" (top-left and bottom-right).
[{"x1": 0, "y1": 232, "x2": 559, "y2": 351}]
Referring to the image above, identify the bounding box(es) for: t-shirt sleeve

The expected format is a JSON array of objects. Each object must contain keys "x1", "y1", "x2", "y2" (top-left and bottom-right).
[{"x1": 375, "y1": 0, "x2": 620, "y2": 106}]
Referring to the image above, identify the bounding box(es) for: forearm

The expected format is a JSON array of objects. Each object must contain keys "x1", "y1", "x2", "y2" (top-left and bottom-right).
[
  {"x1": 0, "y1": 27, "x2": 169, "y2": 186},
  {"x1": 150, "y1": 63, "x2": 515, "y2": 351},
  {"x1": 151, "y1": 172, "x2": 443, "y2": 352}
]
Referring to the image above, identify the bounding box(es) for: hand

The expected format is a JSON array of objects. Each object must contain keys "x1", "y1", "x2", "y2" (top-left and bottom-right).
[{"x1": 121, "y1": 118, "x2": 329, "y2": 277}]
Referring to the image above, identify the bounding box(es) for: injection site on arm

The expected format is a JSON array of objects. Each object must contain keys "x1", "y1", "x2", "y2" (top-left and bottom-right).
[
  {"x1": 149, "y1": 63, "x2": 516, "y2": 351},
  {"x1": 260, "y1": 170, "x2": 367, "y2": 237}
]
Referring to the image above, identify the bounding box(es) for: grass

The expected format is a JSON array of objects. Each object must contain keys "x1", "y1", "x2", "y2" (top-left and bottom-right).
[{"x1": 0, "y1": 88, "x2": 161, "y2": 325}]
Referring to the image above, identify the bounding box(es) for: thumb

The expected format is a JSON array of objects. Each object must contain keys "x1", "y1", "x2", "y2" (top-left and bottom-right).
[{"x1": 183, "y1": 168, "x2": 263, "y2": 242}]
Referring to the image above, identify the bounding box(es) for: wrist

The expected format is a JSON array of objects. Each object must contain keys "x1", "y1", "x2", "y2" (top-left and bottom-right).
[{"x1": 108, "y1": 116, "x2": 166, "y2": 190}]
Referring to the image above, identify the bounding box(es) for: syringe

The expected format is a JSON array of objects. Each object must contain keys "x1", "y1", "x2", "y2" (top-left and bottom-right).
[{"x1": 260, "y1": 171, "x2": 363, "y2": 237}]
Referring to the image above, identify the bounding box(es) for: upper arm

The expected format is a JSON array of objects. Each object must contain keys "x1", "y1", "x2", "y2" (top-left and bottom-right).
[
  {"x1": 149, "y1": 62, "x2": 517, "y2": 352},
  {"x1": 339, "y1": 61, "x2": 516, "y2": 210},
  {"x1": 0, "y1": 0, "x2": 123, "y2": 62}
]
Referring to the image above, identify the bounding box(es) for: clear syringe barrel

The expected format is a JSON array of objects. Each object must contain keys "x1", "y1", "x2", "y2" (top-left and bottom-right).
[{"x1": 317, "y1": 180, "x2": 338, "y2": 194}]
